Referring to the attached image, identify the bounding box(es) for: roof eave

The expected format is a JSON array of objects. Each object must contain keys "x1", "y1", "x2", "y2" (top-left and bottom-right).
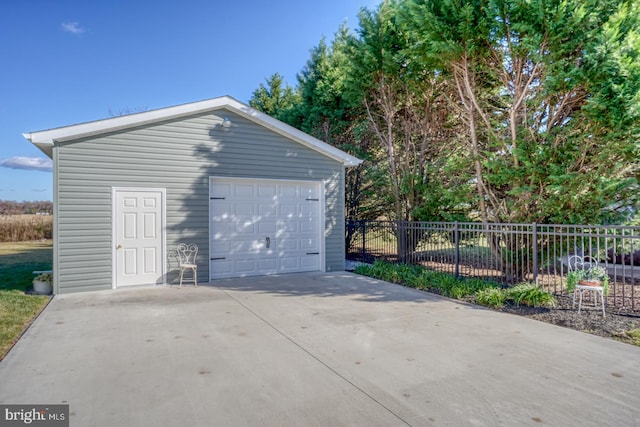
[
  {"x1": 22, "y1": 95, "x2": 363, "y2": 167},
  {"x1": 22, "y1": 132, "x2": 53, "y2": 159}
]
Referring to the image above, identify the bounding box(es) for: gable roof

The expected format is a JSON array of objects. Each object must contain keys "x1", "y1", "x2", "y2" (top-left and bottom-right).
[{"x1": 23, "y1": 95, "x2": 362, "y2": 167}]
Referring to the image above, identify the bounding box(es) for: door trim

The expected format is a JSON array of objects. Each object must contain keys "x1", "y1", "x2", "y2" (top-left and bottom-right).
[
  {"x1": 111, "y1": 187, "x2": 167, "y2": 289},
  {"x1": 208, "y1": 176, "x2": 326, "y2": 279}
]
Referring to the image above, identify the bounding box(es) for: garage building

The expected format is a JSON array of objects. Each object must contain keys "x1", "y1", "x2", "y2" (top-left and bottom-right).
[{"x1": 24, "y1": 96, "x2": 361, "y2": 293}]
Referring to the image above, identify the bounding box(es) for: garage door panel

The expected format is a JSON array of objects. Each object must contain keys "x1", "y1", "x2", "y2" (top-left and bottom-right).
[
  {"x1": 211, "y1": 200, "x2": 232, "y2": 218},
  {"x1": 300, "y1": 204, "x2": 318, "y2": 217},
  {"x1": 301, "y1": 256, "x2": 320, "y2": 269},
  {"x1": 226, "y1": 238, "x2": 264, "y2": 253},
  {"x1": 210, "y1": 259, "x2": 232, "y2": 274},
  {"x1": 210, "y1": 240, "x2": 231, "y2": 255},
  {"x1": 234, "y1": 184, "x2": 255, "y2": 197},
  {"x1": 259, "y1": 258, "x2": 277, "y2": 271},
  {"x1": 301, "y1": 185, "x2": 319, "y2": 199},
  {"x1": 301, "y1": 238, "x2": 320, "y2": 250},
  {"x1": 236, "y1": 259, "x2": 257, "y2": 273},
  {"x1": 235, "y1": 221, "x2": 258, "y2": 233},
  {"x1": 234, "y1": 202, "x2": 256, "y2": 216},
  {"x1": 211, "y1": 223, "x2": 233, "y2": 237},
  {"x1": 259, "y1": 204, "x2": 276, "y2": 216},
  {"x1": 279, "y1": 185, "x2": 298, "y2": 199},
  {"x1": 279, "y1": 239, "x2": 298, "y2": 250},
  {"x1": 211, "y1": 183, "x2": 232, "y2": 197},
  {"x1": 280, "y1": 257, "x2": 299, "y2": 270},
  {"x1": 210, "y1": 178, "x2": 322, "y2": 279},
  {"x1": 279, "y1": 220, "x2": 298, "y2": 232},
  {"x1": 258, "y1": 184, "x2": 277, "y2": 198},
  {"x1": 279, "y1": 203, "x2": 298, "y2": 218},
  {"x1": 258, "y1": 220, "x2": 277, "y2": 233},
  {"x1": 300, "y1": 222, "x2": 318, "y2": 233}
]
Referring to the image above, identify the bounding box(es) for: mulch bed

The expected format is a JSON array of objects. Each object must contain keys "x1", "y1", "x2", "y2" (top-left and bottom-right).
[{"x1": 495, "y1": 295, "x2": 640, "y2": 344}]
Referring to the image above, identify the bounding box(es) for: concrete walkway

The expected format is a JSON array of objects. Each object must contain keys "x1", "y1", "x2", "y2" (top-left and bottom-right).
[{"x1": 1, "y1": 272, "x2": 639, "y2": 426}]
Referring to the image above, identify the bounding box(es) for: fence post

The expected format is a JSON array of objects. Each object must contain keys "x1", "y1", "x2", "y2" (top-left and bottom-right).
[
  {"x1": 454, "y1": 221, "x2": 460, "y2": 278},
  {"x1": 361, "y1": 220, "x2": 366, "y2": 262},
  {"x1": 532, "y1": 222, "x2": 538, "y2": 284}
]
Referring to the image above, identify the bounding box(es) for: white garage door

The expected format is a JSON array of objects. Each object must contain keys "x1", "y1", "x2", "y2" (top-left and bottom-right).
[{"x1": 209, "y1": 177, "x2": 323, "y2": 279}]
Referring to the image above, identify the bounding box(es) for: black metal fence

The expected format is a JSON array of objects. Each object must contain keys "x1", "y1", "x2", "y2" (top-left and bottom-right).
[{"x1": 346, "y1": 220, "x2": 640, "y2": 313}]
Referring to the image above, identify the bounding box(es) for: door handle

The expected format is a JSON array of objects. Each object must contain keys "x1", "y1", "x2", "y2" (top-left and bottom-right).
[
  {"x1": 265, "y1": 237, "x2": 270, "y2": 249},
  {"x1": 116, "y1": 244, "x2": 122, "y2": 250}
]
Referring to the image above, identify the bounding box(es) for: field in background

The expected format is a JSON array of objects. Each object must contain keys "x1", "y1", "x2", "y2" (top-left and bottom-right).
[
  {"x1": 0, "y1": 215, "x2": 53, "y2": 242},
  {"x1": 0, "y1": 240, "x2": 53, "y2": 360}
]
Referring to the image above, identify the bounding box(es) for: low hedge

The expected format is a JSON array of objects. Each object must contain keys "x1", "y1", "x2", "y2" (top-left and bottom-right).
[{"x1": 354, "y1": 260, "x2": 556, "y2": 309}]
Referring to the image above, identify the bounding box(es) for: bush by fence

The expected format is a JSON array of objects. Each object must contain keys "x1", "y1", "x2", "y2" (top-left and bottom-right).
[
  {"x1": 0, "y1": 215, "x2": 53, "y2": 242},
  {"x1": 346, "y1": 220, "x2": 640, "y2": 313}
]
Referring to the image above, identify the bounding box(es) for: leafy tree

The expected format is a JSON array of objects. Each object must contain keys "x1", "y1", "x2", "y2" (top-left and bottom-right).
[
  {"x1": 398, "y1": 0, "x2": 640, "y2": 278},
  {"x1": 248, "y1": 0, "x2": 640, "y2": 241},
  {"x1": 346, "y1": 1, "x2": 468, "y2": 225},
  {"x1": 290, "y1": 27, "x2": 392, "y2": 256},
  {"x1": 293, "y1": 28, "x2": 389, "y2": 222},
  {"x1": 342, "y1": 1, "x2": 475, "y2": 260},
  {"x1": 400, "y1": 0, "x2": 640, "y2": 225}
]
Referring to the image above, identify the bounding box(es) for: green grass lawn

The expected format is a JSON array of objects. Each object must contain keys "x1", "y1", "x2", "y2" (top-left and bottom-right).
[{"x1": 0, "y1": 241, "x2": 52, "y2": 360}]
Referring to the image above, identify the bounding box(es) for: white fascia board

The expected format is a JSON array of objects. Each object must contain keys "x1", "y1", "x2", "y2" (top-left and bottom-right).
[
  {"x1": 23, "y1": 95, "x2": 363, "y2": 167},
  {"x1": 23, "y1": 96, "x2": 235, "y2": 145}
]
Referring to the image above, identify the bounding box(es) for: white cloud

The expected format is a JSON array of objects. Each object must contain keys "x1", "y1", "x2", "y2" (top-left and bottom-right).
[
  {"x1": 0, "y1": 157, "x2": 52, "y2": 172},
  {"x1": 61, "y1": 21, "x2": 85, "y2": 34}
]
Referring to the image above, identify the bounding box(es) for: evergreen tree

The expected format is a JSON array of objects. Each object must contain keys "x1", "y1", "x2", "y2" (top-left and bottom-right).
[
  {"x1": 249, "y1": 73, "x2": 300, "y2": 122},
  {"x1": 401, "y1": 0, "x2": 640, "y2": 224}
]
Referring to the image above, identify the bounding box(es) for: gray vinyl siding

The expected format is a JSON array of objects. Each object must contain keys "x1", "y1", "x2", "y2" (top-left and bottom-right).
[{"x1": 54, "y1": 110, "x2": 345, "y2": 293}]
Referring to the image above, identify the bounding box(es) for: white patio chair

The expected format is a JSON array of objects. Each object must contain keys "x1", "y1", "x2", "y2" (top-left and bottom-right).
[
  {"x1": 177, "y1": 243, "x2": 198, "y2": 287},
  {"x1": 568, "y1": 255, "x2": 605, "y2": 316}
]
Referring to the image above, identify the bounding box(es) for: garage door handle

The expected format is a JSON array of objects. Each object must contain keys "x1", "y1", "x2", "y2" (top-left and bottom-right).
[{"x1": 265, "y1": 237, "x2": 270, "y2": 249}]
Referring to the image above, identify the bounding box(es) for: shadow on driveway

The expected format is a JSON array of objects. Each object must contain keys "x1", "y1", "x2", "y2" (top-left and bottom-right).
[{"x1": 0, "y1": 272, "x2": 639, "y2": 426}]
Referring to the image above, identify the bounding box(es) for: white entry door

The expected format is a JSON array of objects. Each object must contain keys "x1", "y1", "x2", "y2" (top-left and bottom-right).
[
  {"x1": 114, "y1": 189, "x2": 165, "y2": 287},
  {"x1": 209, "y1": 178, "x2": 323, "y2": 279}
]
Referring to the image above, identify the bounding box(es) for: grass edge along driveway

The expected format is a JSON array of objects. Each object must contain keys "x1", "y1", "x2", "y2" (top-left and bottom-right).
[{"x1": 0, "y1": 241, "x2": 52, "y2": 361}]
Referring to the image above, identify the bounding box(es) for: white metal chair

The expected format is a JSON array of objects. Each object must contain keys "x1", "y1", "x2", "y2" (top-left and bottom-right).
[
  {"x1": 177, "y1": 243, "x2": 198, "y2": 287},
  {"x1": 568, "y1": 255, "x2": 605, "y2": 316}
]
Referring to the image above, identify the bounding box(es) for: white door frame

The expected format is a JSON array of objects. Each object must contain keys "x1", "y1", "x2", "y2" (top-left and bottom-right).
[
  {"x1": 208, "y1": 176, "x2": 326, "y2": 279},
  {"x1": 112, "y1": 187, "x2": 167, "y2": 289}
]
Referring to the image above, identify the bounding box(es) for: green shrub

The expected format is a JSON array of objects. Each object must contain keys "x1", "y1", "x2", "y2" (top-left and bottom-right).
[
  {"x1": 566, "y1": 266, "x2": 610, "y2": 296},
  {"x1": 476, "y1": 287, "x2": 507, "y2": 308},
  {"x1": 356, "y1": 262, "x2": 560, "y2": 312},
  {"x1": 354, "y1": 260, "x2": 499, "y2": 300},
  {"x1": 449, "y1": 282, "x2": 475, "y2": 299},
  {"x1": 404, "y1": 271, "x2": 427, "y2": 289},
  {"x1": 354, "y1": 264, "x2": 372, "y2": 275},
  {"x1": 506, "y1": 283, "x2": 557, "y2": 308}
]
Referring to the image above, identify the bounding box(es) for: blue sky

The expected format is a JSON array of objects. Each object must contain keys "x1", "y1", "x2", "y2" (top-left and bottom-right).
[{"x1": 0, "y1": 0, "x2": 377, "y2": 202}]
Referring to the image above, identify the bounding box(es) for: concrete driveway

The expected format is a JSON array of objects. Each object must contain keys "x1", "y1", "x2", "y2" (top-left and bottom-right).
[{"x1": 1, "y1": 272, "x2": 639, "y2": 426}]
